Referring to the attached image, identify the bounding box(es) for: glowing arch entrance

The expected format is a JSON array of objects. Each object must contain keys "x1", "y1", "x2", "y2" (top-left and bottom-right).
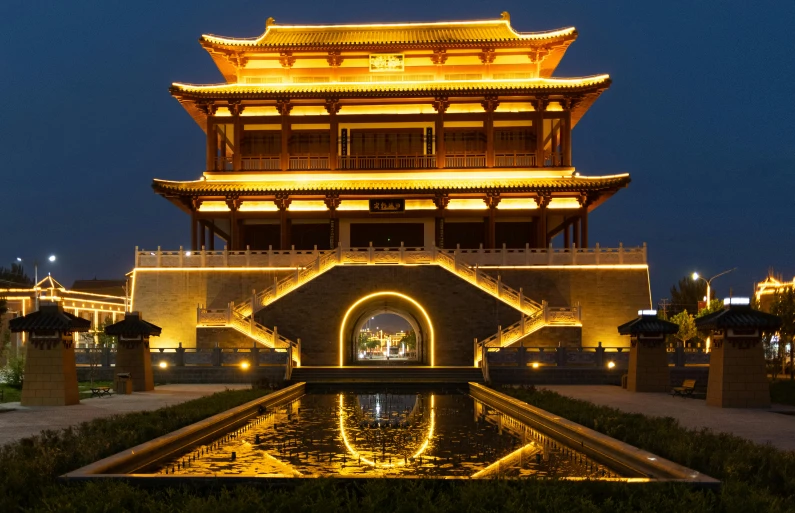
[{"x1": 339, "y1": 291, "x2": 435, "y2": 367}]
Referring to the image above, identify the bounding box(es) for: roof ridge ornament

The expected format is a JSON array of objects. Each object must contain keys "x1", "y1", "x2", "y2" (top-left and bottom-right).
[
  {"x1": 500, "y1": 11, "x2": 510, "y2": 21},
  {"x1": 266, "y1": 17, "x2": 276, "y2": 28}
]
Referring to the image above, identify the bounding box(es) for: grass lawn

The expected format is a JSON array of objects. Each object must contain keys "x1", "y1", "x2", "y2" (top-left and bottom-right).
[
  {"x1": 1, "y1": 381, "x2": 115, "y2": 403},
  {"x1": 0, "y1": 384, "x2": 21, "y2": 403},
  {"x1": 1, "y1": 385, "x2": 794, "y2": 511}
]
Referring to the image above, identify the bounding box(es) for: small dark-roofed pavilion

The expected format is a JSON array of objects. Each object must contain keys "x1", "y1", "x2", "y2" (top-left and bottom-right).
[
  {"x1": 9, "y1": 303, "x2": 90, "y2": 406},
  {"x1": 105, "y1": 312, "x2": 161, "y2": 391},
  {"x1": 618, "y1": 310, "x2": 678, "y2": 393},
  {"x1": 696, "y1": 298, "x2": 780, "y2": 408}
]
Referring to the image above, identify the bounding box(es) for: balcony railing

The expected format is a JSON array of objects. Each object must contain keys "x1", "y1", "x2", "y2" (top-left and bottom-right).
[
  {"x1": 289, "y1": 155, "x2": 329, "y2": 170},
  {"x1": 242, "y1": 155, "x2": 281, "y2": 170},
  {"x1": 495, "y1": 152, "x2": 536, "y2": 167},
  {"x1": 445, "y1": 153, "x2": 486, "y2": 168},
  {"x1": 338, "y1": 154, "x2": 436, "y2": 170}
]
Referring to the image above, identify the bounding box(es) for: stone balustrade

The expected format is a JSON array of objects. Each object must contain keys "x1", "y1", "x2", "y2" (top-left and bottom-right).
[
  {"x1": 484, "y1": 345, "x2": 710, "y2": 368},
  {"x1": 75, "y1": 346, "x2": 290, "y2": 368},
  {"x1": 135, "y1": 243, "x2": 647, "y2": 269}
]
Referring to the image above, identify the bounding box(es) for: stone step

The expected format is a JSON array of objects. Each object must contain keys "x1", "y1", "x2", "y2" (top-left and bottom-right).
[{"x1": 290, "y1": 366, "x2": 484, "y2": 384}]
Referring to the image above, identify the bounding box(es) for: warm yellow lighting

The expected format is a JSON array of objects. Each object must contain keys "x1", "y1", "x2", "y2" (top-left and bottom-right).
[
  {"x1": 339, "y1": 291, "x2": 434, "y2": 367},
  {"x1": 199, "y1": 169, "x2": 580, "y2": 184},
  {"x1": 159, "y1": 361, "x2": 168, "y2": 369},
  {"x1": 405, "y1": 199, "x2": 436, "y2": 210},
  {"x1": 476, "y1": 264, "x2": 649, "y2": 270},
  {"x1": 239, "y1": 201, "x2": 279, "y2": 212},
  {"x1": 338, "y1": 393, "x2": 435, "y2": 468},
  {"x1": 241, "y1": 361, "x2": 250, "y2": 370},
  {"x1": 288, "y1": 200, "x2": 328, "y2": 212},
  {"x1": 547, "y1": 197, "x2": 582, "y2": 209},
  {"x1": 447, "y1": 199, "x2": 488, "y2": 210},
  {"x1": 607, "y1": 361, "x2": 616, "y2": 369},
  {"x1": 496, "y1": 199, "x2": 538, "y2": 210},
  {"x1": 134, "y1": 267, "x2": 304, "y2": 272},
  {"x1": 336, "y1": 200, "x2": 370, "y2": 211},
  {"x1": 198, "y1": 201, "x2": 230, "y2": 212},
  {"x1": 532, "y1": 362, "x2": 540, "y2": 369}
]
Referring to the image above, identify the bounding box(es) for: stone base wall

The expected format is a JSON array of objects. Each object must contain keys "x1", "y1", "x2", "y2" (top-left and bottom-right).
[
  {"x1": 627, "y1": 341, "x2": 670, "y2": 393},
  {"x1": 512, "y1": 326, "x2": 581, "y2": 348},
  {"x1": 196, "y1": 327, "x2": 262, "y2": 349},
  {"x1": 707, "y1": 338, "x2": 770, "y2": 408},
  {"x1": 492, "y1": 268, "x2": 651, "y2": 348},
  {"x1": 116, "y1": 344, "x2": 154, "y2": 392},
  {"x1": 131, "y1": 269, "x2": 293, "y2": 349},
  {"x1": 22, "y1": 340, "x2": 80, "y2": 406},
  {"x1": 76, "y1": 365, "x2": 285, "y2": 385}
]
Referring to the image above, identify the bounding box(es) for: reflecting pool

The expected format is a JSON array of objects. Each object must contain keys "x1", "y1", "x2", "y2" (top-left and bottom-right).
[{"x1": 154, "y1": 388, "x2": 625, "y2": 479}]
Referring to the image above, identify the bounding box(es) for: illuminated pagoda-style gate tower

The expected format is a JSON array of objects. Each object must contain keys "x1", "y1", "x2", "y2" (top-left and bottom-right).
[
  {"x1": 156, "y1": 12, "x2": 628, "y2": 251},
  {"x1": 134, "y1": 13, "x2": 650, "y2": 368}
]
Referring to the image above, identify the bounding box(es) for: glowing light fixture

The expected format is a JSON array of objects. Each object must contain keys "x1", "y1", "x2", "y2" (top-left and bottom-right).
[
  {"x1": 48, "y1": 255, "x2": 56, "y2": 262},
  {"x1": 638, "y1": 309, "x2": 657, "y2": 316},
  {"x1": 607, "y1": 361, "x2": 616, "y2": 369},
  {"x1": 241, "y1": 361, "x2": 250, "y2": 370},
  {"x1": 531, "y1": 362, "x2": 540, "y2": 369},
  {"x1": 723, "y1": 297, "x2": 750, "y2": 306},
  {"x1": 159, "y1": 361, "x2": 168, "y2": 369}
]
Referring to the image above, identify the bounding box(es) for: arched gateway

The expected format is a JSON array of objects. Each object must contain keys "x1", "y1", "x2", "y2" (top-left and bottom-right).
[{"x1": 339, "y1": 292, "x2": 435, "y2": 366}]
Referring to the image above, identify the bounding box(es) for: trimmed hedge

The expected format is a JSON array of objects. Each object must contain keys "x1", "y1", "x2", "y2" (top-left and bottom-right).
[{"x1": 0, "y1": 388, "x2": 269, "y2": 511}]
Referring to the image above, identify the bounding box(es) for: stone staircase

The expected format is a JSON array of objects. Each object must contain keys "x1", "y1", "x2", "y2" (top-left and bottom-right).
[{"x1": 290, "y1": 366, "x2": 485, "y2": 384}]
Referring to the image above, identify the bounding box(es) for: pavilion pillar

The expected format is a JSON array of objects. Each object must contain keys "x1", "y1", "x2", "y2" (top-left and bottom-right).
[
  {"x1": 573, "y1": 216, "x2": 581, "y2": 249},
  {"x1": 226, "y1": 196, "x2": 241, "y2": 250},
  {"x1": 433, "y1": 97, "x2": 449, "y2": 169},
  {"x1": 277, "y1": 100, "x2": 292, "y2": 171},
  {"x1": 563, "y1": 221, "x2": 571, "y2": 249},
  {"x1": 209, "y1": 220, "x2": 216, "y2": 250},
  {"x1": 534, "y1": 97, "x2": 547, "y2": 167},
  {"x1": 205, "y1": 115, "x2": 217, "y2": 171},
  {"x1": 276, "y1": 194, "x2": 292, "y2": 250},
  {"x1": 581, "y1": 207, "x2": 589, "y2": 248},
  {"x1": 325, "y1": 195, "x2": 341, "y2": 249},
  {"x1": 229, "y1": 102, "x2": 244, "y2": 171},
  {"x1": 201, "y1": 221, "x2": 208, "y2": 250},
  {"x1": 562, "y1": 104, "x2": 573, "y2": 167},
  {"x1": 325, "y1": 100, "x2": 339, "y2": 171},
  {"x1": 190, "y1": 210, "x2": 198, "y2": 251},
  {"x1": 534, "y1": 194, "x2": 550, "y2": 248},
  {"x1": 484, "y1": 193, "x2": 500, "y2": 249},
  {"x1": 482, "y1": 96, "x2": 499, "y2": 168},
  {"x1": 433, "y1": 194, "x2": 449, "y2": 248}
]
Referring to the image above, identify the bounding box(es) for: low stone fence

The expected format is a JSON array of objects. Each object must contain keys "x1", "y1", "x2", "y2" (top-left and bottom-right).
[
  {"x1": 74, "y1": 347, "x2": 288, "y2": 368},
  {"x1": 486, "y1": 345, "x2": 710, "y2": 368}
]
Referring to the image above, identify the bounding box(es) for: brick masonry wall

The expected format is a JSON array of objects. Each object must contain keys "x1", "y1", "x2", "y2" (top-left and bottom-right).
[
  {"x1": 492, "y1": 268, "x2": 651, "y2": 348},
  {"x1": 196, "y1": 327, "x2": 262, "y2": 349},
  {"x1": 22, "y1": 338, "x2": 80, "y2": 406},
  {"x1": 627, "y1": 340, "x2": 670, "y2": 393},
  {"x1": 253, "y1": 266, "x2": 521, "y2": 367},
  {"x1": 116, "y1": 343, "x2": 154, "y2": 391},
  {"x1": 516, "y1": 326, "x2": 582, "y2": 347},
  {"x1": 706, "y1": 337, "x2": 770, "y2": 408},
  {"x1": 132, "y1": 269, "x2": 292, "y2": 348}
]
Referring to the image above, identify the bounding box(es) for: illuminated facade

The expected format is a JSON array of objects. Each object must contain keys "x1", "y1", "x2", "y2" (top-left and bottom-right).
[{"x1": 156, "y1": 13, "x2": 628, "y2": 251}]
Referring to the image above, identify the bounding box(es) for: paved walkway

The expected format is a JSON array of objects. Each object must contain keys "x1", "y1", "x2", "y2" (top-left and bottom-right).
[
  {"x1": 541, "y1": 385, "x2": 795, "y2": 452},
  {"x1": 0, "y1": 384, "x2": 250, "y2": 446}
]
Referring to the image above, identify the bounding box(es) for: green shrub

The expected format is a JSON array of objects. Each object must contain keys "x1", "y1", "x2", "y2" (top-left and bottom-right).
[
  {"x1": 0, "y1": 353, "x2": 24, "y2": 388},
  {"x1": 0, "y1": 387, "x2": 268, "y2": 511}
]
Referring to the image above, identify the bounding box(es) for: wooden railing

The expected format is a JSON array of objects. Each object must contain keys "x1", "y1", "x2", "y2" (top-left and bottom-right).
[
  {"x1": 289, "y1": 155, "x2": 329, "y2": 170},
  {"x1": 495, "y1": 152, "x2": 536, "y2": 167},
  {"x1": 337, "y1": 154, "x2": 436, "y2": 170},
  {"x1": 241, "y1": 155, "x2": 281, "y2": 170},
  {"x1": 445, "y1": 153, "x2": 486, "y2": 168}
]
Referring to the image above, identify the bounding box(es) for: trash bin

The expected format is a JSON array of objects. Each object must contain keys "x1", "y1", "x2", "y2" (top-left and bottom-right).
[
  {"x1": 621, "y1": 374, "x2": 628, "y2": 389},
  {"x1": 115, "y1": 373, "x2": 132, "y2": 395}
]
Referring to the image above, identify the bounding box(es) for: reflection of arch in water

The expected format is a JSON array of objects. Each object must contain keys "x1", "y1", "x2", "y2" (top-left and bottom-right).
[
  {"x1": 339, "y1": 291, "x2": 435, "y2": 367},
  {"x1": 338, "y1": 393, "x2": 435, "y2": 468}
]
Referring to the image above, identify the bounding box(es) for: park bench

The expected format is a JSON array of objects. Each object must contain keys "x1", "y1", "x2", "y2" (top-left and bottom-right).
[
  {"x1": 90, "y1": 387, "x2": 113, "y2": 398},
  {"x1": 671, "y1": 379, "x2": 697, "y2": 398}
]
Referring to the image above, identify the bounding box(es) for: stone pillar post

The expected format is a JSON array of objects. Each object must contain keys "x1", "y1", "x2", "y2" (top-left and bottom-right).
[
  {"x1": 619, "y1": 310, "x2": 678, "y2": 393},
  {"x1": 117, "y1": 335, "x2": 155, "y2": 392}
]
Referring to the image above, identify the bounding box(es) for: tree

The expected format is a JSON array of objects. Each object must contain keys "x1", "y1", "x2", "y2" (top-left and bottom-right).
[
  {"x1": 670, "y1": 276, "x2": 710, "y2": 315},
  {"x1": 0, "y1": 264, "x2": 32, "y2": 287},
  {"x1": 400, "y1": 330, "x2": 417, "y2": 351},
  {"x1": 770, "y1": 288, "x2": 795, "y2": 380},
  {"x1": 669, "y1": 310, "x2": 697, "y2": 347},
  {"x1": 696, "y1": 299, "x2": 724, "y2": 319}
]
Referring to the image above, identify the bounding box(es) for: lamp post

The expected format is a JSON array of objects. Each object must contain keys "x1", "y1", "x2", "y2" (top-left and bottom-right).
[
  {"x1": 16, "y1": 255, "x2": 57, "y2": 309},
  {"x1": 692, "y1": 268, "x2": 737, "y2": 311}
]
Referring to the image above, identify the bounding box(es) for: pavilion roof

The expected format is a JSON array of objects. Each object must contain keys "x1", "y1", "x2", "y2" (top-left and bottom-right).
[
  {"x1": 9, "y1": 304, "x2": 91, "y2": 333},
  {"x1": 200, "y1": 17, "x2": 576, "y2": 49},
  {"x1": 618, "y1": 315, "x2": 679, "y2": 336},
  {"x1": 152, "y1": 172, "x2": 630, "y2": 196},
  {"x1": 104, "y1": 312, "x2": 161, "y2": 337},
  {"x1": 695, "y1": 305, "x2": 781, "y2": 332},
  {"x1": 171, "y1": 75, "x2": 609, "y2": 98}
]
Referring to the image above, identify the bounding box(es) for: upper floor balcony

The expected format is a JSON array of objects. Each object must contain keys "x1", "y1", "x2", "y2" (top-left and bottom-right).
[{"x1": 207, "y1": 120, "x2": 570, "y2": 172}]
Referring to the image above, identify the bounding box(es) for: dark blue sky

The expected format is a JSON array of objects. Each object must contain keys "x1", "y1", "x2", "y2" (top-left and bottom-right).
[{"x1": 2, "y1": 0, "x2": 793, "y2": 304}]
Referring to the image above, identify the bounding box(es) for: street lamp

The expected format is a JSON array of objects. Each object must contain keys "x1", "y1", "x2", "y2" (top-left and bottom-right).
[
  {"x1": 16, "y1": 255, "x2": 57, "y2": 308},
  {"x1": 692, "y1": 268, "x2": 737, "y2": 310}
]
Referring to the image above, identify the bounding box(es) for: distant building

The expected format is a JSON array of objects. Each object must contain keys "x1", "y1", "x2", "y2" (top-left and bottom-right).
[{"x1": 755, "y1": 273, "x2": 794, "y2": 312}]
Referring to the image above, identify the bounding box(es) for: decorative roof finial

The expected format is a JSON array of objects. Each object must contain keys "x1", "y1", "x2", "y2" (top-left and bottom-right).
[
  {"x1": 500, "y1": 11, "x2": 510, "y2": 21},
  {"x1": 266, "y1": 17, "x2": 276, "y2": 28}
]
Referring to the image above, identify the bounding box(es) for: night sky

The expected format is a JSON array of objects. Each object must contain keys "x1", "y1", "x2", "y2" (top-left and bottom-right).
[{"x1": 2, "y1": 0, "x2": 793, "y2": 306}]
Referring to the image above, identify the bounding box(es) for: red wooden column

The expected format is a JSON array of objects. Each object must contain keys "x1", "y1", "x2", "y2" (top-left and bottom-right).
[
  {"x1": 534, "y1": 193, "x2": 550, "y2": 248},
  {"x1": 433, "y1": 97, "x2": 449, "y2": 169},
  {"x1": 484, "y1": 193, "x2": 500, "y2": 249},
  {"x1": 579, "y1": 192, "x2": 594, "y2": 249},
  {"x1": 573, "y1": 216, "x2": 581, "y2": 249},
  {"x1": 325, "y1": 194, "x2": 341, "y2": 249},
  {"x1": 562, "y1": 99, "x2": 574, "y2": 167},
  {"x1": 534, "y1": 97, "x2": 547, "y2": 167},
  {"x1": 325, "y1": 100, "x2": 340, "y2": 171},
  {"x1": 433, "y1": 194, "x2": 449, "y2": 248},
  {"x1": 189, "y1": 197, "x2": 202, "y2": 251},
  {"x1": 275, "y1": 194, "x2": 292, "y2": 250},
  {"x1": 229, "y1": 101, "x2": 244, "y2": 171},
  {"x1": 482, "y1": 96, "x2": 499, "y2": 168},
  {"x1": 277, "y1": 100, "x2": 292, "y2": 171},
  {"x1": 225, "y1": 196, "x2": 241, "y2": 250}
]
